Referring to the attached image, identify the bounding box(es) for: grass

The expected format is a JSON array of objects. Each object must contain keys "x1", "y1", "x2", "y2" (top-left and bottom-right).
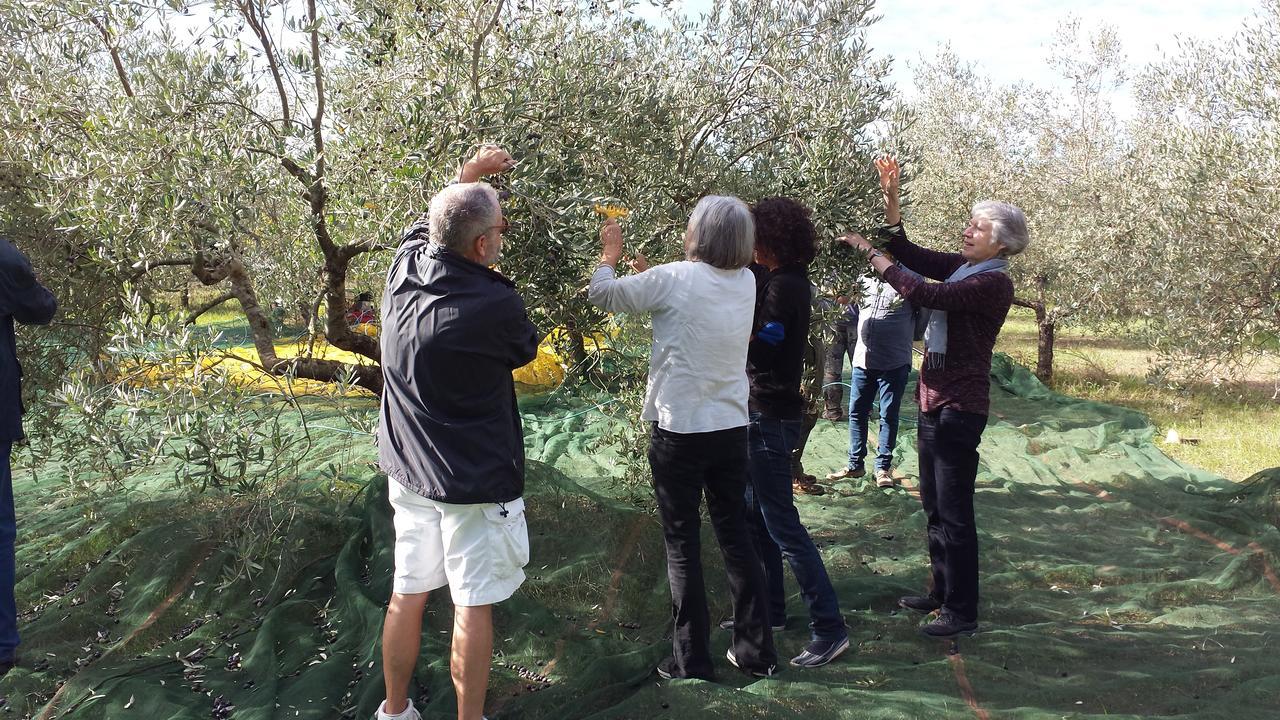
[{"x1": 996, "y1": 307, "x2": 1280, "y2": 482}]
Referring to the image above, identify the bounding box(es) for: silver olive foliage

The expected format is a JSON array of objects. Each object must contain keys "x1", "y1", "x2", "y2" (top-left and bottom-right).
[
  {"x1": 0, "y1": 0, "x2": 896, "y2": 491},
  {"x1": 1, "y1": 0, "x2": 893, "y2": 385},
  {"x1": 903, "y1": 7, "x2": 1280, "y2": 385}
]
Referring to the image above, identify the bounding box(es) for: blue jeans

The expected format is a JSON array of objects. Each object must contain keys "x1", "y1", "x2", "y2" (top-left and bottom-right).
[
  {"x1": 745, "y1": 413, "x2": 846, "y2": 643},
  {"x1": 1, "y1": 440, "x2": 16, "y2": 660},
  {"x1": 847, "y1": 364, "x2": 910, "y2": 472}
]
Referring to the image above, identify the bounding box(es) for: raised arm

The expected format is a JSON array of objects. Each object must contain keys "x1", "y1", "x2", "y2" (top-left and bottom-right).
[
  {"x1": 456, "y1": 144, "x2": 516, "y2": 183},
  {"x1": 588, "y1": 220, "x2": 676, "y2": 314},
  {"x1": 875, "y1": 222, "x2": 964, "y2": 282},
  {"x1": 876, "y1": 155, "x2": 902, "y2": 227},
  {"x1": 881, "y1": 267, "x2": 1013, "y2": 317},
  {"x1": 863, "y1": 156, "x2": 964, "y2": 281}
]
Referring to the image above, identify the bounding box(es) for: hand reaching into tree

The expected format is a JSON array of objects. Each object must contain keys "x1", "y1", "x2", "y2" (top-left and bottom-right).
[
  {"x1": 599, "y1": 220, "x2": 623, "y2": 267},
  {"x1": 875, "y1": 155, "x2": 902, "y2": 226},
  {"x1": 627, "y1": 252, "x2": 649, "y2": 273},
  {"x1": 838, "y1": 232, "x2": 874, "y2": 254},
  {"x1": 458, "y1": 144, "x2": 517, "y2": 182}
]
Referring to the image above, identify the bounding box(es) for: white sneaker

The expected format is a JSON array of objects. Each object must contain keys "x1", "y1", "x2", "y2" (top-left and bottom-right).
[{"x1": 376, "y1": 700, "x2": 422, "y2": 720}]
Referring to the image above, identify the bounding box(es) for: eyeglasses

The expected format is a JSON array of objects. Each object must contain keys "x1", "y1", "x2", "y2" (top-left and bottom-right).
[{"x1": 489, "y1": 216, "x2": 510, "y2": 234}]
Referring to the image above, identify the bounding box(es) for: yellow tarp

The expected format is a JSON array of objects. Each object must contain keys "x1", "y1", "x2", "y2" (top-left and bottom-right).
[{"x1": 125, "y1": 328, "x2": 606, "y2": 396}]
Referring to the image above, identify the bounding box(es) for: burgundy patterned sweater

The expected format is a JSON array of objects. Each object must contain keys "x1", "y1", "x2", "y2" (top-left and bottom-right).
[{"x1": 878, "y1": 223, "x2": 1013, "y2": 417}]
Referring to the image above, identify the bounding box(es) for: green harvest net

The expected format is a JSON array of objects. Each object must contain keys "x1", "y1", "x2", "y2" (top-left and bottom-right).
[{"x1": 3, "y1": 355, "x2": 1279, "y2": 719}]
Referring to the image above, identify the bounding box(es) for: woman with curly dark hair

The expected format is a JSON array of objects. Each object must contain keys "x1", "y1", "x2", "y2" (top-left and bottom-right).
[{"x1": 735, "y1": 197, "x2": 849, "y2": 667}]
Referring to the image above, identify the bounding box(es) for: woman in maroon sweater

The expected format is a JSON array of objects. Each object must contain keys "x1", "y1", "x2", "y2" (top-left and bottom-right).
[{"x1": 841, "y1": 157, "x2": 1029, "y2": 638}]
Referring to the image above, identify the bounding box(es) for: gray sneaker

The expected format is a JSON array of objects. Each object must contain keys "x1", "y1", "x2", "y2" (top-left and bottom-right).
[
  {"x1": 790, "y1": 636, "x2": 850, "y2": 667},
  {"x1": 875, "y1": 468, "x2": 896, "y2": 488}
]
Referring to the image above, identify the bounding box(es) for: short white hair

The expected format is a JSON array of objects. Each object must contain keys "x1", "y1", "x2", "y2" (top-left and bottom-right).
[
  {"x1": 972, "y1": 201, "x2": 1030, "y2": 257},
  {"x1": 685, "y1": 195, "x2": 754, "y2": 269},
  {"x1": 429, "y1": 183, "x2": 500, "y2": 253}
]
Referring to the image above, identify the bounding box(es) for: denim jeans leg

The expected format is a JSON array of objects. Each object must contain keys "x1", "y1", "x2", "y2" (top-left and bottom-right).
[
  {"x1": 0, "y1": 440, "x2": 17, "y2": 661},
  {"x1": 743, "y1": 466, "x2": 786, "y2": 625},
  {"x1": 749, "y1": 414, "x2": 846, "y2": 643},
  {"x1": 847, "y1": 367, "x2": 875, "y2": 471},
  {"x1": 873, "y1": 364, "x2": 911, "y2": 471}
]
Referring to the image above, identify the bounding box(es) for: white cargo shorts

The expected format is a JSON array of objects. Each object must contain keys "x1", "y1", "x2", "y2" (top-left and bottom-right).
[{"x1": 387, "y1": 480, "x2": 529, "y2": 607}]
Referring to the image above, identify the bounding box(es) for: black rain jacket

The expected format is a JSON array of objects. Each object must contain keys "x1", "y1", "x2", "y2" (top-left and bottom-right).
[
  {"x1": 1, "y1": 238, "x2": 57, "y2": 443},
  {"x1": 376, "y1": 233, "x2": 539, "y2": 504}
]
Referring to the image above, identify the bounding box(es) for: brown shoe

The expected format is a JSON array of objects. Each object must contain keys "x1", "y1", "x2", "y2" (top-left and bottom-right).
[
  {"x1": 792, "y1": 475, "x2": 826, "y2": 495},
  {"x1": 825, "y1": 467, "x2": 865, "y2": 482},
  {"x1": 875, "y1": 468, "x2": 897, "y2": 488}
]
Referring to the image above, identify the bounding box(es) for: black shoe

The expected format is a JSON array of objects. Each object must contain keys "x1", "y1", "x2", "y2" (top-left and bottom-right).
[
  {"x1": 719, "y1": 618, "x2": 785, "y2": 632},
  {"x1": 790, "y1": 636, "x2": 850, "y2": 667},
  {"x1": 898, "y1": 595, "x2": 942, "y2": 613},
  {"x1": 656, "y1": 656, "x2": 713, "y2": 681},
  {"x1": 725, "y1": 648, "x2": 779, "y2": 678},
  {"x1": 0, "y1": 656, "x2": 14, "y2": 677},
  {"x1": 921, "y1": 612, "x2": 978, "y2": 638}
]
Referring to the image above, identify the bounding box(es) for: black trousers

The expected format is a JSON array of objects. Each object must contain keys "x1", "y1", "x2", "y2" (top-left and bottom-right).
[
  {"x1": 916, "y1": 408, "x2": 987, "y2": 623},
  {"x1": 649, "y1": 423, "x2": 778, "y2": 678}
]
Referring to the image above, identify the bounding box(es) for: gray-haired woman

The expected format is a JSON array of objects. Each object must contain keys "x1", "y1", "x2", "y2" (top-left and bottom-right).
[
  {"x1": 842, "y1": 157, "x2": 1030, "y2": 639},
  {"x1": 589, "y1": 196, "x2": 780, "y2": 680}
]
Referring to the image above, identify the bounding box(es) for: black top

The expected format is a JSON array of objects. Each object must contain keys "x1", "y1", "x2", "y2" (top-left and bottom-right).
[
  {"x1": 746, "y1": 263, "x2": 811, "y2": 420},
  {"x1": 1, "y1": 238, "x2": 57, "y2": 442},
  {"x1": 376, "y1": 232, "x2": 540, "y2": 504}
]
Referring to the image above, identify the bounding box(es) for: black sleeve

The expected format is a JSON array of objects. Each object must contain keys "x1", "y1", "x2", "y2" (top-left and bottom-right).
[
  {"x1": 0, "y1": 240, "x2": 57, "y2": 325},
  {"x1": 747, "y1": 274, "x2": 807, "y2": 372},
  {"x1": 500, "y1": 292, "x2": 540, "y2": 369}
]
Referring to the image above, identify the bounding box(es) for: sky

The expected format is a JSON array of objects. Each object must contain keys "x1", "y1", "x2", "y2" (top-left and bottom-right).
[{"x1": 636, "y1": 0, "x2": 1263, "y2": 116}]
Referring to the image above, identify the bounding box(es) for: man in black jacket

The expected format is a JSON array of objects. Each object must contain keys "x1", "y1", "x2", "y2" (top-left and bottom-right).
[
  {"x1": 0, "y1": 237, "x2": 57, "y2": 676},
  {"x1": 374, "y1": 146, "x2": 539, "y2": 720}
]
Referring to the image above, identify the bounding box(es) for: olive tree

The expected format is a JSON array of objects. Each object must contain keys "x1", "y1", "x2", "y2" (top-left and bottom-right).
[
  {"x1": 1, "y1": 0, "x2": 895, "y2": 396},
  {"x1": 1125, "y1": 0, "x2": 1280, "y2": 382},
  {"x1": 903, "y1": 22, "x2": 1133, "y2": 385}
]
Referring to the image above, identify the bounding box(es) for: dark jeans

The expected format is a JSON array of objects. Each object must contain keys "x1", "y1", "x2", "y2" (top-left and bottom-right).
[
  {"x1": 789, "y1": 410, "x2": 817, "y2": 479},
  {"x1": 648, "y1": 424, "x2": 777, "y2": 678},
  {"x1": 821, "y1": 319, "x2": 853, "y2": 416},
  {"x1": 1, "y1": 440, "x2": 16, "y2": 660},
  {"x1": 745, "y1": 413, "x2": 846, "y2": 643},
  {"x1": 916, "y1": 408, "x2": 987, "y2": 622},
  {"x1": 848, "y1": 364, "x2": 910, "y2": 472},
  {"x1": 791, "y1": 330, "x2": 824, "y2": 478}
]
